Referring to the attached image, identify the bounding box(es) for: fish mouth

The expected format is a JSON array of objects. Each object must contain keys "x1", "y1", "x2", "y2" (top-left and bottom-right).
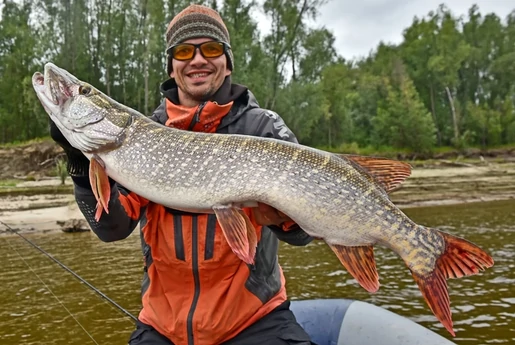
[
  {"x1": 32, "y1": 63, "x2": 75, "y2": 109},
  {"x1": 32, "y1": 71, "x2": 57, "y2": 117},
  {"x1": 32, "y1": 63, "x2": 96, "y2": 134},
  {"x1": 32, "y1": 62, "x2": 127, "y2": 154}
]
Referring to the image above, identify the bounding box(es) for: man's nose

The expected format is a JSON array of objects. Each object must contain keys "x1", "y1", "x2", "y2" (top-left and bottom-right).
[{"x1": 189, "y1": 48, "x2": 208, "y2": 66}]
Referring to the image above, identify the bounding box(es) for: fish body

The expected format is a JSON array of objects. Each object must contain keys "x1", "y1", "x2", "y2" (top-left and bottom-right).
[
  {"x1": 32, "y1": 63, "x2": 494, "y2": 336},
  {"x1": 101, "y1": 115, "x2": 418, "y2": 249}
]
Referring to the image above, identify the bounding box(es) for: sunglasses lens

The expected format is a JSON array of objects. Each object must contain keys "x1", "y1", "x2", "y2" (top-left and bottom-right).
[
  {"x1": 171, "y1": 42, "x2": 225, "y2": 61},
  {"x1": 200, "y1": 42, "x2": 225, "y2": 58},
  {"x1": 172, "y1": 44, "x2": 195, "y2": 60}
]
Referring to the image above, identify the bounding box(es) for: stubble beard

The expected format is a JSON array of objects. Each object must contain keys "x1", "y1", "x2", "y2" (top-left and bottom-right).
[{"x1": 187, "y1": 83, "x2": 217, "y2": 103}]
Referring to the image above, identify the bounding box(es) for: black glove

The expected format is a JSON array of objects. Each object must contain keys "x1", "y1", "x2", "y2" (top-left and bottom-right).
[{"x1": 49, "y1": 120, "x2": 90, "y2": 176}]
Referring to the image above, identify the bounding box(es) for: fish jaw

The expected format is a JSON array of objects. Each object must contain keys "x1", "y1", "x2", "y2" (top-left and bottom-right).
[
  {"x1": 32, "y1": 71, "x2": 59, "y2": 119},
  {"x1": 32, "y1": 63, "x2": 130, "y2": 154},
  {"x1": 32, "y1": 63, "x2": 96, "y2": 127}
]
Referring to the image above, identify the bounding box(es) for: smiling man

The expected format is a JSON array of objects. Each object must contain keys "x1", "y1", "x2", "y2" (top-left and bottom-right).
[
  {"x1": 122, "y1": 5, "x2": 316, "y2": 345},
  {"x1": 47, "y1": 4, "x2": 315, "y2": 345}
]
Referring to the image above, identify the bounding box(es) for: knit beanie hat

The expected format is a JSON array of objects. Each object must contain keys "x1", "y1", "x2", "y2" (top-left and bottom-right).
[{"x1": 165, "y1": 4, "x2": 234, "y2": 75}]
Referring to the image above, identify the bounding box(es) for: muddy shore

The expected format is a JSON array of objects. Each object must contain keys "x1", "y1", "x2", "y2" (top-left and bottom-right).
[{"x1": 1, "y1": 158, "x2": 515, "y2": 236}]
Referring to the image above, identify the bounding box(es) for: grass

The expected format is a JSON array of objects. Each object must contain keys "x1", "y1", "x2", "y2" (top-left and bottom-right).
[
  {"x1": 0, "y1": 136, "x2": 52, "y2": 149},
  {"x1": 0, "y1": 179, "x2": 19, "y2": 187},
  {"x1": 0, "y1": 185, "x2": 73, "y2": 197},
  {"x1": 55, "y1": 158, "x2": 68, "y2": 185}
]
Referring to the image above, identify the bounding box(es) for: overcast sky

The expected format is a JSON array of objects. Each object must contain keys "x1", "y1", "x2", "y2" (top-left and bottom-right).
[
  {"x1": 255, "y1": 0, "x2": 515, "y2": 61},
  {"x1": 1, "y1": 1, "x2": 512, "y2": 62}
]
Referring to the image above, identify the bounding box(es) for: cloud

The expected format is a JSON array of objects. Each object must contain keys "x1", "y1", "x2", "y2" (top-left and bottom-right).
[
  {"x1": 254, "y1": 0, "x2": 515, "y2": 61},
  {"x1": 321, "y1": 0, "x2": 514, "y2": 60}
]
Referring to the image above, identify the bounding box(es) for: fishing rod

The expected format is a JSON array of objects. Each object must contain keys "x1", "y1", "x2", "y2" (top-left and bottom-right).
[{"x1": 0, "y1": 219, "x2": 137, "y2": 322}]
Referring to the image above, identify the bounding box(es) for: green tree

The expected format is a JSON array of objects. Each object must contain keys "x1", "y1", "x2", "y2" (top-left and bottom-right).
[
  {"x1": 262, "y1": 0, "x2": 327, "y2": 108},
  {"x1": 401, "y1": 5, "x2": 470, "y2": 147},
  {"x1": 373, "y1": 69, "x2": 436, "y2": 153},
  {"x1": 298, "y1": 28, "x2": 338, "y2": 82},
  {"x1": 220, "y1": 0, "x2": 274, "y2": 105},
  {"x1": 0, "y1": 0, "x2": 46, "y2": 143},
  {"x1": 273, "y1": 80, "x2": 329, "y2": 144}
]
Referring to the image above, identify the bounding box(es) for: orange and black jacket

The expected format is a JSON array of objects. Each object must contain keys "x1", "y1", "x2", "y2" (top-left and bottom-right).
[{"x1": 72, "y1": 77, "x2": 313, "y2": 345}]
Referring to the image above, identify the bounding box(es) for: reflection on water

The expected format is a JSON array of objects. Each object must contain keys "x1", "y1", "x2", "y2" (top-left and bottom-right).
[{"x1": 0, "y1": 199, "x2": 514, "y2": 344}]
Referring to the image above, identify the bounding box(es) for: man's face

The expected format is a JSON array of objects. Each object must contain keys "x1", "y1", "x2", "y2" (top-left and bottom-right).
[{"x1": 171, "y1": 37, "x2": 231, "y2": 106}]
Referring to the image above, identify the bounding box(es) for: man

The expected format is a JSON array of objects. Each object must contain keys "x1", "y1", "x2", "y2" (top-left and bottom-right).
[{"x1": 51, "y1": 4, "x2": 315, "y2": 345}]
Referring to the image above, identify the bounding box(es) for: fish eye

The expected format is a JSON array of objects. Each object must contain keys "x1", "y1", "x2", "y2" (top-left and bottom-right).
[{"x1": 79, "y1": 85, "x2": 91, "y2": 95}]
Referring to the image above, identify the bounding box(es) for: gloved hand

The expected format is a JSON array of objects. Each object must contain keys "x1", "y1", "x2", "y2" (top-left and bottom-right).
[
  {"x1": 251, "y1": 202, "x2": 292, "y2": 227},
  {"x1": 49, "y1": 120, "x2": 90, "y2": 176}
]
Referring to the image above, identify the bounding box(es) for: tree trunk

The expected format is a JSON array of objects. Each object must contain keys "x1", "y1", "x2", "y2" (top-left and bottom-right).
[
  {"x1": 445, "y1": 86, "x2": 459, "y2": 145},
  {"x1": 429, "y1": 84, "x2": 441, "y2": 146}
]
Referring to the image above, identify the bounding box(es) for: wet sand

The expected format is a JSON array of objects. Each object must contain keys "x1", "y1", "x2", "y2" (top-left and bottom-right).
[
  {"x1": 1, "y1": 162, "x2": 515, "y2": 235},
  {"x1": 0, "y1": 179, "x2": 82, "y2": 234}
]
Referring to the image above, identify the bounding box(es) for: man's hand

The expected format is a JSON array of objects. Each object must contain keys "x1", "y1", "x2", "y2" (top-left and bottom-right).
[
  {"x1": 251, "y1": 202, "x2": 293, "y2": 226},
  {"x1": 49, "y1": 120, "x2": 90, "y2": 176}
]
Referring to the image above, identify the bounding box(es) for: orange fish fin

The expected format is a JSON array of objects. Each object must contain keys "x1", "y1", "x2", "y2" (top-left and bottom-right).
[
  {"x1": 337, "y1": 154, "x2": 412, "y2": 193},
  {"x1": 240, "y1": 209, "x2": 258, "y2": 264},
  {"x1": 89, "y1": 156, "x2": 111, "y2": 221},
  {"x1": 411, "y1": 231, "x2": 494, "y2": 337},
  {"x1": 94, "y1": 201, "x2": 103, "y2": 221},
  {"x1": 213, "y1": 205, "x2": 257, "y2": 264},
  {"x1": 329, "y1": 244, "x2": 380, "y2": 293}
]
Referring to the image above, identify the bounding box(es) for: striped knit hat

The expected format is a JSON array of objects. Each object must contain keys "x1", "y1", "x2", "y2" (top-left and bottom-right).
[{"x1": 165, "y1": 4, "x2": 234, "y2": 75}]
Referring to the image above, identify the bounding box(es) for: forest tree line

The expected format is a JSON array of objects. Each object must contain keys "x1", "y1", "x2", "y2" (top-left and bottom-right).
[{"x1": 1, "y1": 0, "x2": 514, "y2": 154}]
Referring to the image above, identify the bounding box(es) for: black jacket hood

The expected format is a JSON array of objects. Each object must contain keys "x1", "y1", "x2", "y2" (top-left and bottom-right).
[{"x1": 159, "y1": 76, "x2": 261, "y2": 129}]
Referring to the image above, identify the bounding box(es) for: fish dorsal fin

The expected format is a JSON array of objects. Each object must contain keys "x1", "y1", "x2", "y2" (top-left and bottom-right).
[{"x1": 336, "y1": 154, "x2": 412, "y2": 193}]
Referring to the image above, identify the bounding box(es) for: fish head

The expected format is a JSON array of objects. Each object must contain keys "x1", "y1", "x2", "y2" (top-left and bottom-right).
[{"x1": 32, "y1": 63, "x2": 131, "y2": 153}]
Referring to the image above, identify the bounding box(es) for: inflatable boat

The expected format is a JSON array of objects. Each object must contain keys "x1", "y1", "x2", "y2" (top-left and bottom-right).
[{"x1": 290, "y1": 299, "x2": 456, "y2": 345}]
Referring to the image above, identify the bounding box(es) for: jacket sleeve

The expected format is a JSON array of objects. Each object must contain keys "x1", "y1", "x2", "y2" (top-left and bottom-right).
[
  {"x1": 72, "y1": 176, "x2": 149, "y2": 242},
  {"x1": 251, "y1": 109, "x2": 314, "y2": 247},
  {"x1": 70, "y1": 104, "x2": 167, "y2": 242}
]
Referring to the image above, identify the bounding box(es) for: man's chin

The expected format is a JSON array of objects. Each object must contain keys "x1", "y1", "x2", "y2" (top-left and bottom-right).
[{"x1": 188, "y1": 88, "x2": 215, "y2": 102}]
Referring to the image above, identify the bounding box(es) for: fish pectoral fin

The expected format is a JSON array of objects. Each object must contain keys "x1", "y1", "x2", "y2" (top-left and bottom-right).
[
  {"x1": 89, "y1": 156, "x2": 111, "y2": 222},
  {"x1": 410, "y1": 230, "x2": 494, "y2": 337},
  {"x1": 329, "y1": 244, "x2": 380, "y2": 293},
  {"x1": 212, "y1": 205, "x2": 257, "y2": 265},
  {"x1": 337, "y1": 154, "x2": 412, "y2": 193}
]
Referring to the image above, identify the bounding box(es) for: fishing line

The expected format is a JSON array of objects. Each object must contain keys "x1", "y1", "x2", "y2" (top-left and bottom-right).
[
  {"x1": 3, "y1": 235, "x2": 100, "y2": 345},
  {"x1": 0, "y1": 220, "x2": 137, "y2": 322}
]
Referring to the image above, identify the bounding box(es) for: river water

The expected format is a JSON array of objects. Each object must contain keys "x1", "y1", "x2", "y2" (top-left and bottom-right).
[{"x1": 0, "y1": 199, "x2": 513, "y2": 345}]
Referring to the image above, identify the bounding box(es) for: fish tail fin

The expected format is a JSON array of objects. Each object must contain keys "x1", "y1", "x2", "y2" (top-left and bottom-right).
[{"x1": 410, "y1": 230, "x2": 494, "y2": 337}]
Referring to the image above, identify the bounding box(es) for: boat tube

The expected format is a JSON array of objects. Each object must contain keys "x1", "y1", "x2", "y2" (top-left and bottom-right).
[{"x1": 290, "y1": 299, "x2": 457, "y2": 345}]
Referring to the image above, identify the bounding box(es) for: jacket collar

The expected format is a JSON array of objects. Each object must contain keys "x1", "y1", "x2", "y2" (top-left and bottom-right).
[{"x1": 160, "y1": 76, "x2": 247, "y2": 106}]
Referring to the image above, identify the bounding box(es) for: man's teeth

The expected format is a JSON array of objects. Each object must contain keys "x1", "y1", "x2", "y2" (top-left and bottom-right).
[{"x1": 190, "y1": 73, "x2": 209, "y2": 78}]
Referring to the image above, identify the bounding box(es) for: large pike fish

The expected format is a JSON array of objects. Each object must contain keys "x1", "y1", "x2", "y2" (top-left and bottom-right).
[{"x1": 32, "y1": 63, "x2": 493, "y2": 336}]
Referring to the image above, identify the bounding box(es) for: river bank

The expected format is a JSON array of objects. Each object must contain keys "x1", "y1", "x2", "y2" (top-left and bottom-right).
[{"x1": 1, "y1": 158, "x2": 515, "y2": 235}]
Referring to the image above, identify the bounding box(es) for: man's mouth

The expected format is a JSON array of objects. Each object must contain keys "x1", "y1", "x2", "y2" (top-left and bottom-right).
[{"x1": 187, "y1": 72, "x2": 211, "y2": 79}]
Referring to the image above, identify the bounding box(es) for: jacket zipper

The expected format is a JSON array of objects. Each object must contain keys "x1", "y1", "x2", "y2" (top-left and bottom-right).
[
  {"x1": 188, "y1": 102, "x2": 207, "y2": 130},
  {"x1": 187, "y1": 216, "x2": 200, "y2": 345}
]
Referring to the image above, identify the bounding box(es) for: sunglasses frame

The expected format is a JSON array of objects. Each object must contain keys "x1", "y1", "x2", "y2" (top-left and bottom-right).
[{"x1": 166, "y1": 41, "x2": 231, "y2": 61}]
